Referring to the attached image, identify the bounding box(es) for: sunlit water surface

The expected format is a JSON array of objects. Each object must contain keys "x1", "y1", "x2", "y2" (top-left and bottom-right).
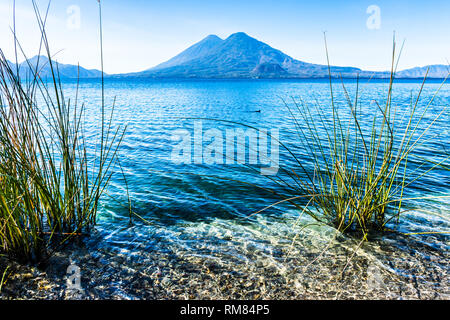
[{"x1": 11, "y1": 79, "x2": 450, "y2": 299}]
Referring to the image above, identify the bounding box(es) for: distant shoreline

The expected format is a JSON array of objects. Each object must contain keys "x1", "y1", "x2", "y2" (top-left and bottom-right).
[{"x1": 51, "y1": 76, "x2": 449, "y2": 82}]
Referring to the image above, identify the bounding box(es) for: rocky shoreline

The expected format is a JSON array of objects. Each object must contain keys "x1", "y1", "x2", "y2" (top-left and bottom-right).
[{"x1": 1, "y1": 226, "x2": 448, "y2": 300}]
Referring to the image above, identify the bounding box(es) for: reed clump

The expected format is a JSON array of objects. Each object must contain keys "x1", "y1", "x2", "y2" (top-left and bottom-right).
[
  {"x1": 0, "y1": 3, "x2": 122, "y2": 261},
  {"x1": 256, "y1": 41, "x2": 449, "y2": 239}
]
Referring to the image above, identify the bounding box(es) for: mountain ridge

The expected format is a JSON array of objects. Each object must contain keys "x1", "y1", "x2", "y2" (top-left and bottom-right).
[
  {"x1": 6, "y1": 55, "x2": 105, "y2": 79},
  {"x1": 118, "y1": 32, "x2": 449, "y2": 79},
  {"x1": 5, "y1": 33, "x2": 449, "y2": 79}
]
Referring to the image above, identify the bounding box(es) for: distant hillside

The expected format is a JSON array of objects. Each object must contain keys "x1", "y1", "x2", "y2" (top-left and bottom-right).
[
  {"x1": 9, "y1": 55, "x2": 104, "y2": 79},
  {"x1": 396, "y1": 65, "x2": 450, "y2": 78},
  {"x1": 151, "y1": 34, "x2": 224, "y2": 71},
  {"x1": 7, "y1": 37, "x2": 447, "y2": 80},
  {"x1": 116, "y1": 32, "x2": 449, "y2": 79}
]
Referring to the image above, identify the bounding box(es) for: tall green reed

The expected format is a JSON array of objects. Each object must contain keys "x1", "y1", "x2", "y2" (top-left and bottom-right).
[
  {"x1": 0, "y1": 265, "x2": 9, "y2": 292},
  {"x1": 0, "y1": 1, "x2": 123, "y2": 262}
]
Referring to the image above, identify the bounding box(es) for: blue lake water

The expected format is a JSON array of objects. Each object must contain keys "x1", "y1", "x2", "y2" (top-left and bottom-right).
[{"x1": 56, "y1": 78, "x2": 449, "y2": 299}]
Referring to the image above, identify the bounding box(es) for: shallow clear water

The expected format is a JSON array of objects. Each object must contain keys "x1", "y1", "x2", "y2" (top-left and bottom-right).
[{"x1": 14, "y1": 78, "x2": 450, "y2": 299}]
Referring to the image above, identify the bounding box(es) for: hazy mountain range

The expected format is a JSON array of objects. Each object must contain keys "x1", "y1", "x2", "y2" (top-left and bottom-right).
[
  {"x1": 8, "y1": 32, "x2": 450, "y2": 79},
  {"x1": 6, "y1": 55, "x2": 104, "y2": 79}
]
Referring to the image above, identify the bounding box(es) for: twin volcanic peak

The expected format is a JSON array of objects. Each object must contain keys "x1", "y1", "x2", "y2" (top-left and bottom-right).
[
  {"x1": 8, "y1": 32, "x2": 449, "y2": 79},
  {"x1": 124, "y1": 32, "x2": 448, "y2": 79},
  {"x1": 131, "y1": 32, "x2": 361, "y2": 78}
]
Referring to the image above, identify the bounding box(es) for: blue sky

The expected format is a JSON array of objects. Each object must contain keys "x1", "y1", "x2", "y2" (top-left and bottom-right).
[{"x1": 0, "y1": 0, "x2": 449, "y2": 74}]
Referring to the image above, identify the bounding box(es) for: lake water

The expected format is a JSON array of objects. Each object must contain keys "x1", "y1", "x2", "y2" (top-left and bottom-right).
[{"x1": 17, "y1": 79, "x2": 450, "y2": 299}]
